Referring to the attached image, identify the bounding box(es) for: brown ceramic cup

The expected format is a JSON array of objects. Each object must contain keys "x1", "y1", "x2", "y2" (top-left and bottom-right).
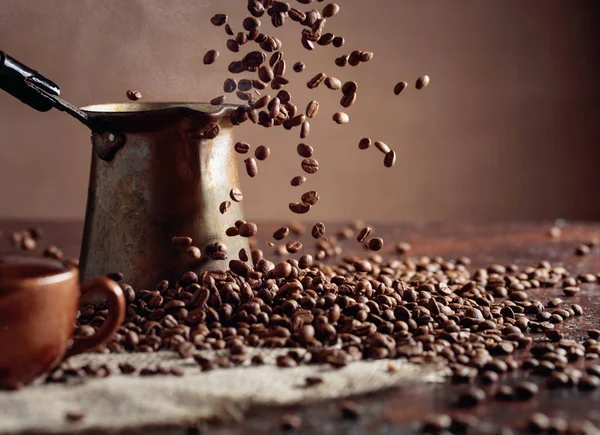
[{"x1": 0, "y1": 255, "x2": 125, "y2": 390}]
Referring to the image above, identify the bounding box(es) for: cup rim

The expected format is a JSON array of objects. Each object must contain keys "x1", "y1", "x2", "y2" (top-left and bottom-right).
[{"x1": 0, "y1": 255, "x2": 76, "y2": 292}]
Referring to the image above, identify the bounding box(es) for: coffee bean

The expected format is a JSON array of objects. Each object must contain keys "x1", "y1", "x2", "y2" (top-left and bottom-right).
[
  {"x1": 242, "y1": 16, "x2": 260, "y2": 31},
  {"x1": 210, "y1": 14, "x2": 227, "y2": 26},
  {"x1": 416, "y1": 75, "x2": 430, "y2": 90},
  {"x1": 325, "y1": 76, "x2": 342, "y2": 90},
  {"x1": 384, "y1": 150, "x2": 396, "y2": 168},
  {"x1": 291, "y1": 176, "x2": 306, "y2": 186},
  {"x1": 255, "y1": 145, "x2": 270, "y2": 161},
  {"x1": 230, "y1": 188, "x2": 243, "y2": 202},
  {"x1": 210, "y1": 95, "x2": 226, "y2": 105},
  {"x1": 273, "y1": 227, "x2": 290, "y2": 240},
  {"x1": 563, "y1": 286, "x2": 580, "y2": 296},
  {"x1": 224, "y1": 78, "x2": 237, "y2": 93},
  {"x1": 374, "y1": 141, "x2": 390, "y2": 154},
  {"x1": 514, "y1": 381, "x2": 539, "y2": 400},
  {"x1": 300, "y1": 121, "x2": 310, "y2": 138},
  {"x1": 301, "y1": 158, "x2": 319, "y2": 174},
  {"x1": 297, "y1": 143, "x2": 314, "y2": 158},
  {"x1": 527, "y1": 413, "x2": 550, "y2": 432},
  {"x1": 333, "y1": 112, "x2": 349, "y2": 124},
  {"x1": 421, "y1": 414, "x2": 452, "y2": 433},
  {"x1": 219, "y1": 201, "x2": 232, "y2": 215},
  {"x1": 589, "y1": 329, "x2": 600, "y2": 340},
  {"x1": 245, "y1": 158, "x2": 258, "y2": 177},
  {"x1": 239, "y1": 222, "x2": 258, "y2": 237},
  {"x1": 289, "y1": 202, "x2": 311, "y2": 214},
  {"x1": 293, "y1": 62, "x2": 305, "y2": 72},
  {"x1": 234, "y1": 142, "x2": 250, "y2": 154},
  {"x1": 172, "y1": 236, "x2": 192, "y2": 247},
  {"x1": 332, "y1": 36, "x2": 345, "y2": 47},
  {"x1": 322, "y1": 3, "x2": 340, "y2": 18},
  {"x1": 340, "y1": 400, "x2": 361, "y2": 419},
  {"x1": 494, "y1": 385, "x2": 514, "y2": 401},
  {"x1": 359, "y1": 138, "x2": 371, "y2": 150},
  {"x1": 301, "y1": 191, "x2": 319, "y2": 205},
  {"x1": 187, "y1": 246, "x2": 201, "y2": 259},
  {"x1": 360, "y1": 51, "x2": 373, "y2": 62},
  {"x1": 357, "y1": 227, "x2": 372, "y2": 243},
  {"x1": 312, "y1": 222, "x2": 326, "y2": 239},
  {"x1": 394, "y1": 81, "x2": 407, "y2": 95},
  {"x1": 335, "y1": 55, "x2": 348, "y2": 67},
  {"x1": 65, "y1": 411, "x2": 86, "y2": 422},
  {"x1": 368, "y1": 237, "x2": 384, "y2": 251},
  {"x1": 205, "y1": 123, "x2": 220, "y2": 139},
  {"x1": 203, "y1": 48, "x2": 220, "y2": 66},
  {"x1": 286, "y1": 240, "x2": 303, "y2": 254},
  {"x1": 281, "y1": 414, "x2": 302, "y2": 430},
  {"x1": 126, "y1": 90, "x2": 142, "y2": 101},
  {"x1": 340, "y1": 93, "x2": 357, "y2": 108},
  {"x1": 306, "y1": 101, "x2": 320, "y2": 118},
  {"x1": 307, "y1": 72, "x2": 327, "y2": 89},
  {"x1": 342, "y1": 81, "x2": 357, "y2": 94},
  {"x1": 457, "y1": 387, "x2": 485, "y2": 407}
]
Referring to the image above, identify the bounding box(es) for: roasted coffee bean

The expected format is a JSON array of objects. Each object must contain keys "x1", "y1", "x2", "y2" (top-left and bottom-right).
[
  {"x1": 342, "y1": 81, "x2": 357, "y2": 94},
  {"x1": 248, "y1": 0, "x2": 265, "y2": 17},
  {"x1": 238, "y1": 222, "x2": 258, "y2": 238},
  {"x1": 126, "y1": 90, "x2": 142, "y2": 101},
  {"x1": 210, "y1": 14, "x2": 227, "y2": 26},
  {"x1": 297, "y1": 143, "x2": 314, "y2": 158},
  {"x1": 416, "y1": 74, "x2": 430, "y2": 90},
  {"x1": 563, "y1": 286, "x2": 580, "y2": 296},
  {"x1": 255, "y1": 145, "x2": 270, "y2": 161},
  {"x1": 300, "y1": 121, "x2": 310, "y2": 138},
  {"x1": 258, "y1": 65, "x2": 274, "y2": 82},
  {"x1": 421, "y1": 414, "x2": 452, "y2": 433},
  {"x1": 394, "y1": 81, "x2": 408, "y2": 95},
  {"x1": 245, "y1": 158, "x2": 258, "y2": 177},
  {"x1": 312, "y1": 222, "x2": 326, "y2": 239},
  {"x1": 293, "y1": 62, "x2": 305, "y2": 72},
  {"x1": 226, "y1": 39, "x2": 240, "y2": 52},
  {"x1": 234, "y1": 142, "x2": 250, "y2": 154},
  {"x1": 204, "y1": 123, "x2": 220, "y2": 139},
  {"x1": 291, "y1": 176, "x2": 306, "y2": 186},
  {"x1": 230, "y1": 188, "x2": 244, "y2": 202},
  {"x1": 514, "y1": 381, "x2": 539, "y2": 400},
  {"x1": 187, "y1": 246, "x2": 201, "y2": 259},
  {"x1": 223, "y1": 78, "x2": 237, "y2": 93},
  {"x1": 374, "y1": 141, "x2": 390, "y2": 154},
  {"x1": 340, "y1": 400, "x2": 361, "y2": 419},
  {"x1": 332, "y1": 36, "x2": 345, "y2": 47},
  {"x1": 368, "y1": 237, "x2": 384, "y2": 251},
  {"x1": 301, "y1": 191, "x2": 319, "y2": 205},
  {"x1": 332, "y1": 112, "x2": 349, "y2": 124},
  {"x1": 384, "y1": 150, "x2": 397, "y2": 168},
  {"x1": 322, "y1": 3, "x2": 340, "y2": 18},
  {"x1": 348, "y1": 50, "x2": 361, "y2": 66},
  {"x1": 210, "y1": 95, "x2": 226, "y2": 105},
  {"x1": 242, "y1": 16, "x2": 260, "y2": 31},
  {"x1": 219, "y1": 201, "x2": 231, "y2": 214},
  {"x1": 359, "y1": 138, "x2": 371, "y2": 150},
  {"x1": 301, "y1": 158, "x2": 319, "y2": 174},
  {"x1": 357, "y1": 227, "x2": 372, "y2": 243},
  {"x1": 318, "y1": 33, "x2": 335, "y2": 46},
  {"x1": 289, "y1": 202, "x2": 311, "y2": 214},
  {"x1": 173, "y1": 236, "x2": 193, "y2": 247},
  {"x1": 457, "y1": 387, "x2": 485, "y2": 408},
  {"x1": 286, "y1": 240, "x2": 303, "y2": 254},
  {"x1": 65, "y1": 411, "x2": 86, "y2": 422},
  {"x1": 306, "y1": 101, "x2": 319, "y2": 118},
  {"x1": 340, "y1": 93, "x2": 357, "y2": 108},
  {"x1": 325, "y1": 76, "x2": 341, "y2": 90},
  {"x1": 273, "y1": 227, "x2": 290, "y2": 240},
  {"x1": 335, "y1": 54, "x2": 349, "y2": 67},
  {"x1": 307, "y1": 72, "x2": 327, "y2": 89},
  {"x1": 527, "y1": 413, "x2": 551, "y2": 432}
]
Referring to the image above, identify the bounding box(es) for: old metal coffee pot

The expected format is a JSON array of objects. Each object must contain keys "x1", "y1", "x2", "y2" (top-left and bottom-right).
[{"x1": 0, "y1": 51, "x2": 250, "y2": 289}]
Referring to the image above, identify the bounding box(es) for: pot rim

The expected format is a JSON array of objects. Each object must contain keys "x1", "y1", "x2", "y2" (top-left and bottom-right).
[{"x1": 80, "y1": 102, "x2": 241, "y2": 117}]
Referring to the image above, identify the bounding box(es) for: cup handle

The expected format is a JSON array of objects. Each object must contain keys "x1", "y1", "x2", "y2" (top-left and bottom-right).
[{"x1": 65, "y1": 277, "x2": 125, "y2": 358}]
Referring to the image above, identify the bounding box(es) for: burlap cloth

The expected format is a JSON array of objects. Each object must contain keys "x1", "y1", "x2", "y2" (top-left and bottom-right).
[{"x1": 0, "y1": 349, "x2": 446, "y2": 434}]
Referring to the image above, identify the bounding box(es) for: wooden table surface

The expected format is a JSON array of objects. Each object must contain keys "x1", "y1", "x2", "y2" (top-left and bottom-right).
[{"x1": 1, "y1": 220, "x2": 600, "y2": 434}]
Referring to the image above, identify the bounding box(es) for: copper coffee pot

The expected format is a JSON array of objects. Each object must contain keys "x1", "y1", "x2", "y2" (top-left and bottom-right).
[{"x1": 0, "y1": 51, "x2": 250, "y2": 289}]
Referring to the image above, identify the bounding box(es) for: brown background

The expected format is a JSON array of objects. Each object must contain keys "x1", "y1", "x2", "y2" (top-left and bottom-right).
[{"x1": 0, "y1": 0, "x2": 599, "y2": 223}]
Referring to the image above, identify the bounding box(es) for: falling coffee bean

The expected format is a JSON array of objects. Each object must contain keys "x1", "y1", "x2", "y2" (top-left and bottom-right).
[
  {"x1": 333, "y1": 112, "x2": 349, "y2": 124},
  {"x1": 306, "y1": 100, "x2": 320, "y2": 118},
  {"x1": 307, "y1": 72, "x2": 327, "y2": 89},
  {"x1": 210, "y1": 14, "x2": 227, "y2": 26},
  {"x1": 416, "y1": 74, "x2": 430, "y2": 90},
  {"x1": 224, "y1": 78, "x2": 237, "y2": 93},
  {"x1": 289, "y1": 202, "x2": 311, "y2": 214},
  {"x1": 332, "y1": 36, "x2": 344, "y2": 47},
  {"x1": 172, "y1": 236, "x2": 192, "y2": 247},
  {"x1": 219, "y1": 201, "x2": 231, "y2": 214},
  {"x1": 297, "y1": 143, "x2": 314, "y2": 158},
  {"x1": 234, "y1": 142, "x2": 250, "y2": 154},
  {"x1": 230, "y1": 188, "x2": 243, "y2": 202},
  {"x1": 322, "y1": 3, "x2": 340, "y2": 18},
  {"x1": 205, "y1": 123, "x2": 220, "y2": 139},
  {"x1": 286, "y1": 240, "x2": 303, "y2": 254},
  {"x1": 210, "y1": 95, "x2": 226, "y2": 105},
  {"x1": 291, "y1": 176, "x2": 306, "y2": 186},
  {"x1": 312, "y1": 222, "x2": 326, "y2": 239},
  {"x1": 368, "y1": 237, "x2": 384, "y2": 251},
  {"x1": 301, "y1": 191, "x2": 319, "y2": 205},
  {"x1": 357, "y1": 227, "x2": 372, "y2": 243},
  {"x1": 325, "y1": 76, "x2": 342, "y2": 90},
  {"x1": 255, "y1": 145, "x2": 270, "y2": 161},
  {"x1": 293, "y1": 62, "x2": 305, "y2": 72},
  {"x1": 245, "y1": 158, "x2": 258, "y2": 177},
  {"x1": 359, "y1": 138, "x2": 371, "y2": 150},
  {"x1": 238, "y1": 222, "x2": 258, "y2": 238},
  {"x1": 300, "y1": 121, "x2": 310, "y2": 139},
  {"x1": 273, "y1": 227, "x2": 290, "y2": 240},
  {"x1": 126, "y1": 90, "x2": 142, "y2": 101},
  {"x1": 203, "y1": 49, "x2": 219, "y2": 65},
  {"x1": 374, "y1": 141, "x2": 390, "y2": 154},
  {"x1": 301, "y1": 158, "x2": 319, "y2": 174},
  {"x1": 394, "y1": 81, "x2": 407, "y2": 95},
  {"x1": 384, "y1": 150, "x2": 396, "y2": 168}
]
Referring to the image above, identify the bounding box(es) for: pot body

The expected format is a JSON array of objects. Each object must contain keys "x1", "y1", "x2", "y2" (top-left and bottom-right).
[{"x1": 79, "y1": 103, "x2": 249, "y2": 289}]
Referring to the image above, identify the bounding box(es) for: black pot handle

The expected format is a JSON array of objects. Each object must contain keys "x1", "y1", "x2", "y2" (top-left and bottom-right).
[{"x1": 0, "y1": 50, "x2": 61, "y2": 112}]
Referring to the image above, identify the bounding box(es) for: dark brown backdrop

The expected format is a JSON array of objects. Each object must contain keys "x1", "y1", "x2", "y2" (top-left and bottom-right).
[{"x1": 1, "y1": 0, "x2": 599, "y2": 222}]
